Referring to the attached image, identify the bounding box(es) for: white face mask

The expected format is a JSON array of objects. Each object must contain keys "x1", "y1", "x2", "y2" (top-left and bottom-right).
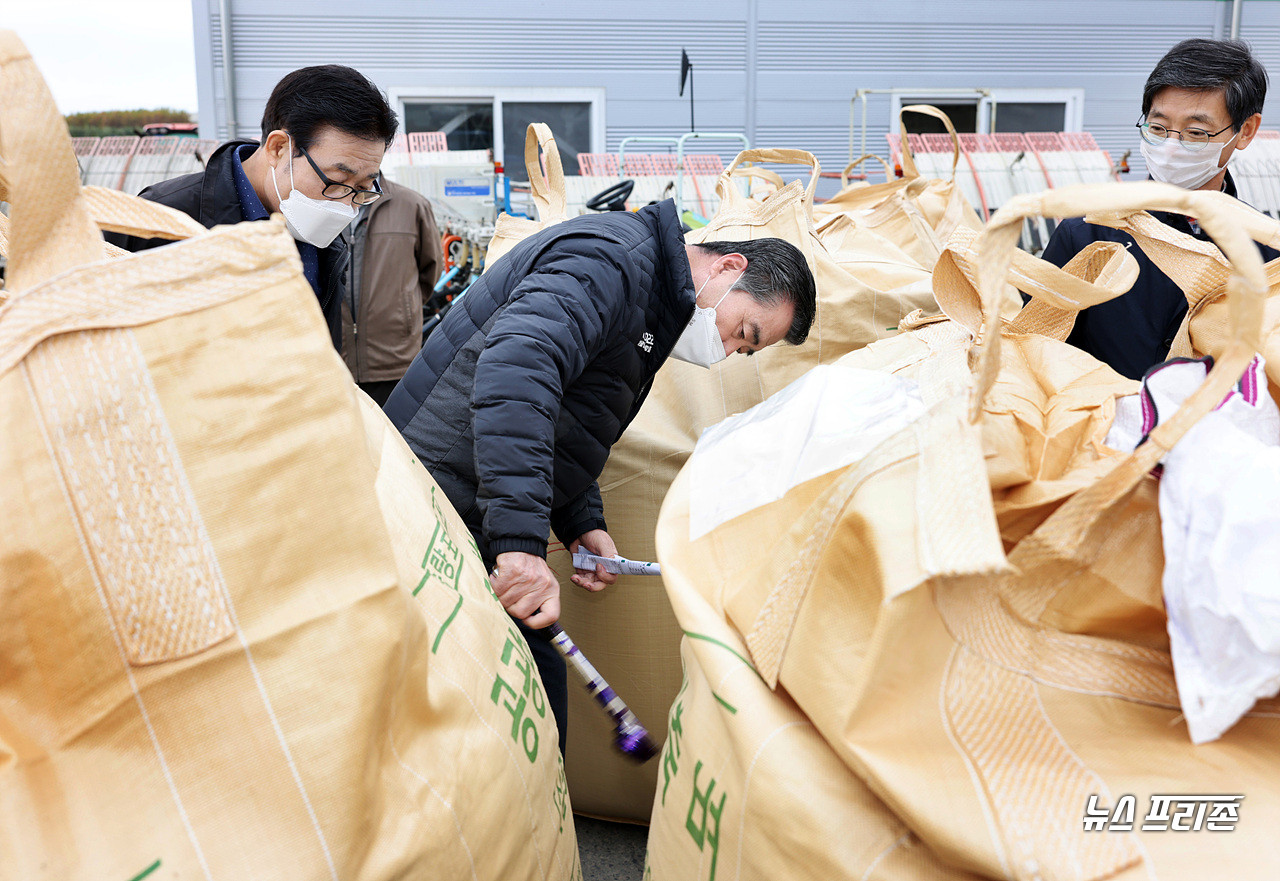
[
  {"x1": 1140, "y1": 130, "x2": 1239, "y2": 190},
  {"x1": 270, "y1": 136, "x2": 358, "y2": 247},
  {"x1": 669, "y1": 270, "x2": 742, "y2": 368}
]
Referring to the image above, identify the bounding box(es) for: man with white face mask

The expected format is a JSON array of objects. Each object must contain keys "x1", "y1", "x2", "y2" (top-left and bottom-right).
[
  {"x1": 1042, "y1": 39, "x2": 1276, "y2": 380},
  {"x1": 110, "y1": 65, "x2": 397, "y2": 351},
  {"x1": 385, "y1": 205, "x2": 816, "y2": 753}
]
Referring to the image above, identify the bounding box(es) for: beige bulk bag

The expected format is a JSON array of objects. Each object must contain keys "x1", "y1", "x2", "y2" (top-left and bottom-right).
[
  {"x1": 484, "y1": 123, "x2": 568, "y2": 267},
  {"x1": 0, "y1": 33, "x2": 577, "y2": 880},
  {"x1": 648, "y1": 182, "x2": 1280, "y2": 880},
  {"x1": 930, "y1": 223, "x2": 1144, "y2": 546},
  {"x1": 646, "y1": 317, "x2": 1006, "y2": 880},
  {"x1": 552, "y1": 148, "x2": 955, "y2": 821},
  {"x1": 813, "y1": 105, "x2": 984, "y2": 269}
]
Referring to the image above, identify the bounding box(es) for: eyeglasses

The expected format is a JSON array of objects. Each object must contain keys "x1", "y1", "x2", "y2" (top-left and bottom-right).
[
  {"x1": 1136, "y1": 118, "x2": 1235, "y2": 152},
  {"x1": 296, "y1": 142, "x2": 383, "y2": 205}
]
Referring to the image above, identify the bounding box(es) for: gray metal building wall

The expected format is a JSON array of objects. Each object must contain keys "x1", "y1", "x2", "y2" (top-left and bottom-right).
[{"x1": 193, "y1": 0, "x2": 1280, "y2": 188}]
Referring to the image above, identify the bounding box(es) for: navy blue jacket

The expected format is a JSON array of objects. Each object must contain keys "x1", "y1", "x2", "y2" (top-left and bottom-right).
[
  {"x1": 1042, "y1": 171, "x2": 1278, "y2": 380},
  {"x1": 384, "y1": 200, "x2": 695, "y2": 561}
]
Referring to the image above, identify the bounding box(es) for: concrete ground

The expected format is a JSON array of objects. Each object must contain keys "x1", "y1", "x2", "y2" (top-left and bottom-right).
[{"x1": 575, "y1": 815, "x2": 648, "y2": 881}]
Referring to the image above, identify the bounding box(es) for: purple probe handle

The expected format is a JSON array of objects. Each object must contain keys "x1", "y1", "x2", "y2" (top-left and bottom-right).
[{"x1": 547, "y1": 623, "x2": 634, "y2": 724}]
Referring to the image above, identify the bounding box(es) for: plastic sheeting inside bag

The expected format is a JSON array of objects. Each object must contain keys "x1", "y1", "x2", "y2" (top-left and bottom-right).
[
  {"x1": 688, "y1": 364, "x2": 924, "y2": 540},
  {"x1": 1112, "y1": 356, "x2": 1280, "y2": 743}
]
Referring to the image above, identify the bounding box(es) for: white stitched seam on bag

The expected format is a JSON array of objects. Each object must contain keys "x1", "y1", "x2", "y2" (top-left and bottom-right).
[
  {"x1": 938, "y1": 644, "x2": 1014, "y2": 881},
  {"x1": 859, "y1": 831, "x2": 912, "y2": 881},
  {"x1": 21, "y1": 360, "x2": 215, "y2": 881},
  {"x1": 942, "y1": 645, "x2": 1143, "y2": 881},
  {"x1": 27, "y1": 329, "x2": 234, "y2": 664},
  {"x1": 735, "y1": 718, "x2": 810, "y2": 878},
  {"x1": 29, "y1": 328, "x2": 342, "y2": 879},
  {"x1": 390, "y1": 737, "x2": 480, "y2": 880}
]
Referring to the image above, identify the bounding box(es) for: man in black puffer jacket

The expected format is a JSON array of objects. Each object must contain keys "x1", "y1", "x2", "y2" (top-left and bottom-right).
[{"x1": 384, "y1": 198, "x2": 816, "y2": 752}]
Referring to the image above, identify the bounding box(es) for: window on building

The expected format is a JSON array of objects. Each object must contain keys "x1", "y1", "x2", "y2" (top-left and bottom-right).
[
  {"x1": 908, "y1": 102, "x2": 980, "y2": 134},
  {"x1": 890, "y1": 90, "x2": 1083, "y2": 134},
  {"x1": 502, "y1": 102, "x2": 592, "y2": 180},
  {"x1": 992, "y1": 102, "x2": 1068, "y2": 133},
  {"x1": 395, "y1": 88, "x2": 605, "y2": 179},
  {"x1": 402, "y1": 101, "x2": 493, "y2": 151}
]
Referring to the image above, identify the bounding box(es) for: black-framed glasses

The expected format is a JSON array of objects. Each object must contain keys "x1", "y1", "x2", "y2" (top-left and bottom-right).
[
  {"x1": 1136, "y1": 118, "x2": 1235, "y2": 152},
  {"x1": 296, "y1": 142, "x2": 383, "y2": 205}
]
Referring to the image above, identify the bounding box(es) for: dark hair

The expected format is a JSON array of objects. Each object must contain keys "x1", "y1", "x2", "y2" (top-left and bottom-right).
[
  {"x1": 1143, "y1": 38, "x2": 1268, "y2": 129},
  {"x1": 260, "y1": 65, "x2": 398, "y2": 150},
  {"x1": 695, "y1": 238, "x2": 817, "y2": 345}
]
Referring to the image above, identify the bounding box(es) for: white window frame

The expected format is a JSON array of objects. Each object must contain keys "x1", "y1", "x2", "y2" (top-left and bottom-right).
[
  {"x1": 386, "y1": 86, "x2": 607, "y2": 170},
  {"x1": 889, "y1": 88, "x2": 1085, "y2": 133}
]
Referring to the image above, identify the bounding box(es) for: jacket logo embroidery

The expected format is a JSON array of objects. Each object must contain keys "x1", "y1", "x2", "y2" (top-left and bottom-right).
[{"x1": 638, "y1": 332, "x2": 655, "y2": 353}]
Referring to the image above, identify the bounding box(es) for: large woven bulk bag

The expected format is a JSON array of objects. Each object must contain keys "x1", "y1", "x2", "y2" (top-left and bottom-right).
[
  {"x1": 647, "y1": 182, "x2": 1280, "y2": 880},
  {"x1": 813, "y1": 104, "x2": 984, "y2": 269},
  {"x1": 552, "y1": 148, "x2": 954, "y2": 821},
  {"x1": 0, "y1": 33, "x2": 577, "y2": 880}
]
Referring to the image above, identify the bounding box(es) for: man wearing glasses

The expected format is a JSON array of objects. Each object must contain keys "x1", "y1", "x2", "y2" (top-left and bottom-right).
[
  {"x1": 111, "y1": 65, "x2": 398, "y2": 351},
  {"x1": 1042, "y1": 38, "x2": 1275, "y2": 379}
]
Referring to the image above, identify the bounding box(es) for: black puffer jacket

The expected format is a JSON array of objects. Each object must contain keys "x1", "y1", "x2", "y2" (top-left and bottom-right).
[{"x1": 384, "y1": 200, "x2": 695, "y2": 560}]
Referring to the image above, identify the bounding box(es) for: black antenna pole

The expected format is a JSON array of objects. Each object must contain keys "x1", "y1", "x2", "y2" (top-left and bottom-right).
[
  {"x1": 689, "y1": 65, "x2": 695, "y2": 132},
  {"x1": 680, "y1": 49, "x2": 695, "y2": 132}
]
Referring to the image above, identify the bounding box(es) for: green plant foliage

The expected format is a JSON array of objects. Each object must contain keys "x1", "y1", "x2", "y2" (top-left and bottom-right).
[{"x1": 65, "y1": 108, "x2": 192, "y2": 138}]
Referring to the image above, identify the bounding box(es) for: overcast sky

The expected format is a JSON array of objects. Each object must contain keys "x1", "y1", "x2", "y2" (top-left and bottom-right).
[{"x1": 5, "y1": 0, "x2": 199, "y2": 116}]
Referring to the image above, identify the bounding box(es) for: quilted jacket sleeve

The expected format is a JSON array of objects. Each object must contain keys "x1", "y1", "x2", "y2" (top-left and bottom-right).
[
  {"x1": 549, "y1": 481, "x2": 607, "y2": 548},
  {"x1": 472, "y1": 238, "x2": 629, "y2": 558}
]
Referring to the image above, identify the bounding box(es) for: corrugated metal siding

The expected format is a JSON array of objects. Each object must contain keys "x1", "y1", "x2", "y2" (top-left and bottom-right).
[
  {"x1": 1238, "y1": 24, "x2": 1280, "y2": 71},
  {"x1": 196, "y1": 0, "x2": 1280, "y2": 187},
  {"x1": 217, "y1": 16, "x2": 746, "y2": 71},
  {"x1": 748, "y1": 0, "x2": 1228, "y2": 186},
  {"x1": 755, "y1": 23, "x2": 1209, "y2": 75}
]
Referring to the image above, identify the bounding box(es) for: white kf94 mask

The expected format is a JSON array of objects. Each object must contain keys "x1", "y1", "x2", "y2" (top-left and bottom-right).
[
  {"x1": 270, "y1": 136, "x2": 358, "y2": 248},
  {"x1": 1140, "y1": 130, "x2": 1239, "y2": 191},
  {"x1": 669, "y1": 270, "x2": 743, "y2": 368}
]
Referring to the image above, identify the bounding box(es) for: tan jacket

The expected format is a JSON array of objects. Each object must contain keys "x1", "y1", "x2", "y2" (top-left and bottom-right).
[{"x1": 341, "y1": 179, "x2": 441, "y2": 383}]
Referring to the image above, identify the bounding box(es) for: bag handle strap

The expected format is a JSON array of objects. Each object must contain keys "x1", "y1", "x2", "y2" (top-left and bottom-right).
[
  {"x1": 842, "y1": 153, "x2": 892, "y2": 186},
  {"x1": 524, "y1": 123, "x2": 567, "y2": 224},
  {"x1": 730, "y1": 165, "x2": 786, "y2": 187},
  {"x1": 971, "y1": 182, "x2": 1269, "y2": 425},
  {"x1": 80, "y1": 186, "x2": 207, "y2": 241},
  {"x1": 933, "y1": 225, "x2": 1140, "y2": 341},
  {"x1": 728, "y1": 166, "x2": 788, "y2": 202},
  {"x1": 0, "y1": 181, "x2": 207, "y2": 246},
  {"x1": 899, "y1": 104, "x2": 961, "y2": 181},
  {"x1": 724, "y1": 148, "x2": 821, "y2": 207},
  {"x1": 1006, "y1": 241, "x2": 1140, "y2": 339},
  {"x1": 0, "y1": 32, "x2": 103, "y2": 292},
  {"x1": 1086, "y1": 203, "x2": 1280, "y2": 313}
]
